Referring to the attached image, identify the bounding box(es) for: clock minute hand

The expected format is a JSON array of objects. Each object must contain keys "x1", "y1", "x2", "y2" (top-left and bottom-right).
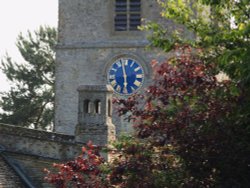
[{"x1": 121, "y1": 60, "x2": 128, "y2": 93}]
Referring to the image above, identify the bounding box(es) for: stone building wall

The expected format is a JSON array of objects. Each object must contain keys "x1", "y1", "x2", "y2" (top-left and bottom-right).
[
  {"x1": 55, "y1": 0, "x2": 165, "y2": 136},
  {"x1": 57, "y1": 0, "x2": 160, "y2": 44},
  {"x1": 0, "y1": 124, "x2": 82, "y2": 160}
]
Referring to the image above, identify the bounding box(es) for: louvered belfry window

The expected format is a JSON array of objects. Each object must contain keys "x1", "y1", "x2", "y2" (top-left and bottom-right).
[{"x1": 115, "y1": 0, "x2": 141, "y2": 31}]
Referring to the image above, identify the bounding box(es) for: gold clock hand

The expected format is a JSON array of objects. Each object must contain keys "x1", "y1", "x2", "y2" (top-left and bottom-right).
[{"x1": 121, "y1": 60, "x2": 128, "y2": 93}]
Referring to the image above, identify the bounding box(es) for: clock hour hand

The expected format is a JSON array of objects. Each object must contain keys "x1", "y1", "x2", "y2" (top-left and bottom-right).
[{"x1": 121, "y1": 60, "x2": 128, "y2": 93}]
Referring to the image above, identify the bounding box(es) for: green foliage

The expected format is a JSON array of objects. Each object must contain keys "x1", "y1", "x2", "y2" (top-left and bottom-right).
[
  {"x1": 145, "y1": 0, "x2": 250, "y2": 86},
  {"x1": 0, "y1": 26, "x2": 56, "y2": 129}
]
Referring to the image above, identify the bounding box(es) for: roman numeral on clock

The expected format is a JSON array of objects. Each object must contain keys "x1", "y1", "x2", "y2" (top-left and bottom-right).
[
  {"x1": 116, "y1": 85, "x2": 121, "y2": 92},
  {"x1": 130, "y1": 86, "x2": 136, "y2": 92},
  {"x1": 123, "y1": 86, "x2": 128, "y2": 94},
  {"x1": 110, "y1": 80, "x2": 116, "y2": 86},
  {"x1": 130, "y1": 61, "x2": 135, "y2": 67},
  {"x1": 111, "y1": 68, "x2": 117, "y2": 72},
  {"x1": 134, "y1": 66, "x2": 141, "y2": 72},
  {"x1": 116, "y1": 61, "x2": 122, "y2": 67},
  {"x1": 136, "y1": 74, "x2": 143, "y2": 78},
  {"x1": 109, "y1": 74, "x2": 115, "y2": 79},
  {"x1": 134, "y1": 80, "x2": 141, "y2": 87}
]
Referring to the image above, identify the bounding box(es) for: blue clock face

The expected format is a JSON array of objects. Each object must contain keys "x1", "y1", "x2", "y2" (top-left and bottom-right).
[{"x1": 108, "y1": 58, "x2": 144, "y2": 95}]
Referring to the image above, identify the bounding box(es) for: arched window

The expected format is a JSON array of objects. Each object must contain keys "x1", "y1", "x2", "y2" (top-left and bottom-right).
[
  {"x1": 95, "y1": 100, "x2": 101, "y2": 114},
  {"x1": 84, "y1": 100, "x2": 92, "y2": 114}
]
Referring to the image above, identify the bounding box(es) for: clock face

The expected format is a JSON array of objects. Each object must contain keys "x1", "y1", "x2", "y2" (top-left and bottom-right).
[{"x1": 108, "y1": 58, "x2": 144, "y2": 95}]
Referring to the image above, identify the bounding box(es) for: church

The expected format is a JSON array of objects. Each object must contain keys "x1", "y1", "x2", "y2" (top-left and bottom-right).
[{"x1": 0, "y1": 0, "x2": 164, "y2": 187}]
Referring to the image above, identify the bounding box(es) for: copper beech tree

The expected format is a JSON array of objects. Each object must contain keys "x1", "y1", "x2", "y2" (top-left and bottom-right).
[
  {"x1": 110, "y1": 45, "x2": 238, "y2": 187},
  {"x1": 45, "y1": 45, "x2": 246, "y2": 187},
  {"x1": 44, "y1": 141, "x2": 110, "y2": 188}
]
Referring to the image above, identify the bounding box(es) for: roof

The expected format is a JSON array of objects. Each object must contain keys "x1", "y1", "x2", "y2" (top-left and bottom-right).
[{"x1": 0, "y1": 155, "x2": 25, "y2": 188}]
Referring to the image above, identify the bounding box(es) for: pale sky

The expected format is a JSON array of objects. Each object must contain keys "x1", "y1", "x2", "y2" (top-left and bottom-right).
[{"x1": 0, "y1": 0, "x2": 58, "y2": 92}]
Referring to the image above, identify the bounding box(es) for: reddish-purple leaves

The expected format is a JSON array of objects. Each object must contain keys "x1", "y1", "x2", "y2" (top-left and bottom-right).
[{"x1": 44, "y1": 141, "x2": 108, "y2": 188}]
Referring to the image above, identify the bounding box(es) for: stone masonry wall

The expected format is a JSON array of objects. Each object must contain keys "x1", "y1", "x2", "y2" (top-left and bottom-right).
[
  {"x1": 0, "y1": 124, "x2": 82, "y2": 160},
  {"x1": 54, "y1": 0, "x2": 165, "y2": 136},
  {"x1": 55, "y1": 46, "x2": 165, "y2": 135},
  {"x1": 58, "y1": 0, "x2": 161, "y2": 44}
]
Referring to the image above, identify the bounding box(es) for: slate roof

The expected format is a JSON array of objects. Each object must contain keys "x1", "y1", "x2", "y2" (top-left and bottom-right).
[{"x1": 0, "y1": 155, "x2": 25, "y2": 188}]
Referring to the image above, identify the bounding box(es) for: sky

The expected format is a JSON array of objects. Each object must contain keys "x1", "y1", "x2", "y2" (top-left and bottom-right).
[{"x1": 0, "y1": 0, "x2": 58, "y2": 92}]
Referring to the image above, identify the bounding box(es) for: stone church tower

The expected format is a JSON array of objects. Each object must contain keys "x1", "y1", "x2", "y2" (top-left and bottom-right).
[{"x1": 55, "y1": 0, "x2": 161, "y2": 142}]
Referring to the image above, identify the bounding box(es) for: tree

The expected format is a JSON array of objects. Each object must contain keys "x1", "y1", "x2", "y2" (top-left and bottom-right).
[
  {"x1": 143, "y1": 0, "x2": 250, "y2": 118},
  {"x1": 45, "y1": 141, "x2": 110, "y2": 188},
  {"x1": 0, "y1": 26, "x2": 56, "y2": 130},
  {"x1": 145, "y1": 0, "x2": 250, "y2": 80},
  {"x1": 111, "y1": 45, "x2": 240, "y2": 187},
  {"x1": 140, "y1": 0, "x2": 250, "y2": 186}
]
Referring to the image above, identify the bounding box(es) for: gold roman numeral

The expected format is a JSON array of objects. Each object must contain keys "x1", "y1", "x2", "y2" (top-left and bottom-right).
[
  {"x1": 130, "y1": 86, "x2": 136, "y2": 92},
  {"x1": 116, "y1": 61, "x2": 122, "y2": 67},
  {"x1": 116, "y1": 85, "x2": 121, "y2": 92},
  {"x1": 125, "y1": 59, "x2": 128, "y2": 66},
  {"x1": 134, "y1": 80, "x2": 141, "y2": 87},
  {"x1": 123, "y1": 86, "x2": 128, "y2": 94},
  {"x1": 134, "y1": 66, "x2": 141, "y2": 72},
  {"x1": 130, "y1": 61, "x2": 135, "y2": 67},
  {"x1": 109, "y1": 74, "x2": 115, "y2": 79},
  {"x1": 136, "y1": 74, "x2": 143, "y2": 78},
  {"x1": 110, "y1": 80, "x2": 116, "y2": 86}
]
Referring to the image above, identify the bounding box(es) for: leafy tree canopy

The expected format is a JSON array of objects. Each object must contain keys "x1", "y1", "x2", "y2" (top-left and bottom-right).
[
  {"x1": 143, "y1": 0, "x2": 250, "y2": 85},
  {"x1": 0, "y1": 26, "x2": 56, "y2": 130}
]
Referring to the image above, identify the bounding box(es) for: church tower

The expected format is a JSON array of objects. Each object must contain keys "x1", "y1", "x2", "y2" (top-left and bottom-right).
[{"x1": 55, "y1": 0, "x2": 161, "y2": 139}]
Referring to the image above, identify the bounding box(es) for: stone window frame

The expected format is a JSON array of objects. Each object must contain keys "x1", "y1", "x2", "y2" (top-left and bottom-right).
[
  {"x1": 84, "y1": 99, "x2": 92, "y2": 114},
  {"x1": 113, "y1": 0, "x2": 142, "y2": 33},
  {"x1": 94, "y1": 100, "x2": 102, "y2": 114}
]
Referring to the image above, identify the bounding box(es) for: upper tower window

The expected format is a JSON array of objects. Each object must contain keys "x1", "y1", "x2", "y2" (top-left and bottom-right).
[{"x1": 114, "y1": 0, "x2": 141, "y2": 31}]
